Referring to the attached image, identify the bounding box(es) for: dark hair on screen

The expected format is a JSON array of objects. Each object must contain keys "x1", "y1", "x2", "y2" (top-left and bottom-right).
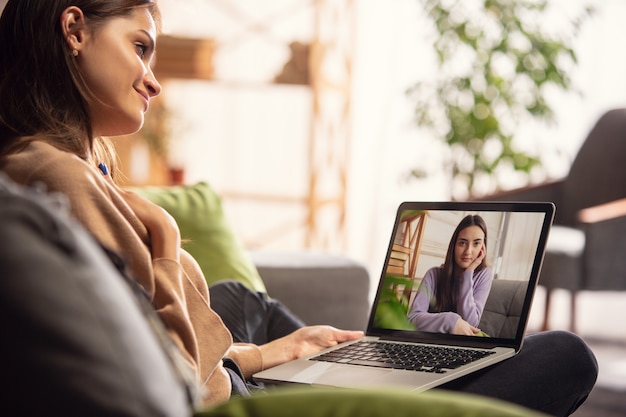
[
  {"x1": 434, "y1": 214, "x2": 488, "y2": 312},
  {"x1": 0, "y1": 0, "x2": 161, "y2": 168}
]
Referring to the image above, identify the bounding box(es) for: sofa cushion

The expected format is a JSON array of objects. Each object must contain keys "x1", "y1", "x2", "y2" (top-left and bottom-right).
[
  {"x1": 479, "y1": 279, "x2": 526, "y2": 339},
  {"x1": 251, "y1": 251, "x2": 371, "y2": 330},
  {"x1": 131, "y1": 182, "x2": 266, "y2": 292},
  {"x1": 196, "y1": 387, "x2": 548, "y2": 417},
  {"x1": 0, "y1": 175, "x2": 193, "y2": 417}
]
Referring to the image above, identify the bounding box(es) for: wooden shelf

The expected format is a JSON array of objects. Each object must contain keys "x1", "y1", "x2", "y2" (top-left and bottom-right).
[
  {"x1": 124, "y1": 1, "x2": 355, "y2": 252},
  {"x1": 154, "y1": 35, "x2": 216, "y2": 80}
]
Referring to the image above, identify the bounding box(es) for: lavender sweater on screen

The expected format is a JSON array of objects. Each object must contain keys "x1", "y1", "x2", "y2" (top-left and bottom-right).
[{"x1": 407, "y1": 266, "x2": 493, "y2": 333}]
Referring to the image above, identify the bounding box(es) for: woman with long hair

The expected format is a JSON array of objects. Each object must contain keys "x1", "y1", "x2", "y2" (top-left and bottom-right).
[
  {"x1": 0, "y1": 0, "x2": 363, "y2": 407},
  {"x1": 408, "y1": 215, "x2": 492, "y2": 335}
]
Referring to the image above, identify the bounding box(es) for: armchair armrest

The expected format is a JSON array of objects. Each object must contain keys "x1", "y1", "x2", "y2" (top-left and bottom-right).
[
  {"x1": 249, "y1": 251, "x2": 371, "y2": 331},
  {"x1": 577, "y1": 199, "x2": 626, "y2": 291},
  {"x1": 578, "y1": 197, "x2": 626, "y2": 223}
]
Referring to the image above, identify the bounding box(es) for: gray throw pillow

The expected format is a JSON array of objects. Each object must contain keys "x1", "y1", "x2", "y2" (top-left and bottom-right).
[{"x1": 0, "y1": 174, "x2": 193, "y2": 417}]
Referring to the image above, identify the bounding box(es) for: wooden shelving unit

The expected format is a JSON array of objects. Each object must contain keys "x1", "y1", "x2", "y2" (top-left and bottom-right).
[
  {"x1": 115, "y1": 0, "x2": 355, "y2": 252},
  {"x1": 385, "y1": 211, "x2": 428, "y2": 306}
]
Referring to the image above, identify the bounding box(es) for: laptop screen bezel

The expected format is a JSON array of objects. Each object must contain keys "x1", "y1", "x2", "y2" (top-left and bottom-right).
[{"x1": 365, "y1": 201, "x2": 555, "y2": 351}]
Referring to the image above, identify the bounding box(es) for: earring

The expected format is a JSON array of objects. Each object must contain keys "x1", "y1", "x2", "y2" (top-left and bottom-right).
[{"x1": 72, "y1": 49, "x2": 78, "y2": 57}]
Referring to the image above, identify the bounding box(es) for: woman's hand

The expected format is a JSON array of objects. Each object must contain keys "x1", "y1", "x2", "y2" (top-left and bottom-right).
[
  {"x1": 467, "y1": 243, "x2": 486, "y2": 271},
  {"x1": 259, "y1": 326, "x2": 364, "y2": 370},
  {"x1": 117, "y1": 188, "x2": 181, "y2": 261},
  {"x1": 453, "y1": 317, "x2": 480, "y2": 336}
]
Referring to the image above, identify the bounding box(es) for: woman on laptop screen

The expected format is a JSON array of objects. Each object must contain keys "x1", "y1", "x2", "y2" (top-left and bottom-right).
[{"x1": 407, "y1": 215, "x2": 493, "y2": 336}]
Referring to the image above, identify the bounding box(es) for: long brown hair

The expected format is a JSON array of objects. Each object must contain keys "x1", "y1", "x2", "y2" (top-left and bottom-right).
[
  {"x1": 0, "y1": 0, "x2": 160, "y2": 172},
  {"x1": 434, "y1": 214, "x2": 488, "y2": 312}
]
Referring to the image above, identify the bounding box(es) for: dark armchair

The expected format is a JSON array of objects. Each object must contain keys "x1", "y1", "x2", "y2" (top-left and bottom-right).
[{"x1": 473, "y1": 108, "x2": 626, "y2": 332}]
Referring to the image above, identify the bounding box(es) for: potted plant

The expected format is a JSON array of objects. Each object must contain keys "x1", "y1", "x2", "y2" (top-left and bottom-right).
[{"x1": 407, "y1": 0, "x2": 594, "y2": 199}]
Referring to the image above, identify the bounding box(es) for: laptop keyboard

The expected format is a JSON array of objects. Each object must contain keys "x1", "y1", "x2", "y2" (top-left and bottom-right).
[{"x1": 312, "y1": 341, "x2": 495, "y2": 373}]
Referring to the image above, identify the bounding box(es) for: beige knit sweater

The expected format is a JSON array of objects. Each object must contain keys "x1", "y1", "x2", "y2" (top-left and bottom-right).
[{"x1": 2, "y1": 140, "x2": 263, "y2": 406}]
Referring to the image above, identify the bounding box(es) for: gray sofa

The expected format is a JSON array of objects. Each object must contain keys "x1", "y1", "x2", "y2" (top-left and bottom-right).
[
  {"x1": 0, "y1": 174, "x2": 546, "y2": 417},
  {"x1": 251, "y1": 251, "x2": 371, "y2": 331}
]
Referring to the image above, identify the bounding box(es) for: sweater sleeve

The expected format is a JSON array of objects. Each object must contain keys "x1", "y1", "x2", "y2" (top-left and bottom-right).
[
  {"x1": 455, "y1": 267, "x2": 494, "y2": 327},
  {"x1": 151, "y1": 259, "x2": 202, "y2": 369},
  {"x1": 3, "y1": 143, "x2": 237, "y2": 405},
  {"x1": 407, "y1": 267, "x2": 461, "y2": 333},
  {"x1": 407, "y1": 266, "x2": 494, "y2": 333}
]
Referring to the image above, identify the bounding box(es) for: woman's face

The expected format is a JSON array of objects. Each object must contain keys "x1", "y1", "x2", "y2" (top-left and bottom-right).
[
  {"x1": 454, "y1": 225, "x2": 485, "y2": 270},
  {"x1": 76, "y1": 8, "x2": 161, "y2": 137}
]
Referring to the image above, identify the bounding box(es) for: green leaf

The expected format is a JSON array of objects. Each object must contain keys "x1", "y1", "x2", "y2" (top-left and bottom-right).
[{"x1": 408, "y1": 0, "x2": 594, "y2": 197}]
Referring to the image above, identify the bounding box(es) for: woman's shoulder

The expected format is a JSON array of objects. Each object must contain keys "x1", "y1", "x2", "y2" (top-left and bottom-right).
[
  {"x1": 3, "y1": 140, "x2": 97, "y2": 190},
  {"x1": 14, "y1": 139, "x2": 83, "y2": 164},
  {"x1": 424, "y1": 265, "x2": 443, "y2": 279},
  {"x1": 475, "y1": 266, "x2": 494, "y2": 281}
]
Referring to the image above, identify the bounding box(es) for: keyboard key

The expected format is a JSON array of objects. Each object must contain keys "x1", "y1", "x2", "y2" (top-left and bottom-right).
[{"x1": 312, "y1": 341, "x2": 495, "y2": 373}]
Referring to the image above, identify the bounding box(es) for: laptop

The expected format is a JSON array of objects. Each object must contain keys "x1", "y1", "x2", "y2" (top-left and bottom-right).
[{"x1": 254, "y1": 201, "x2": 554, "y2": 391}]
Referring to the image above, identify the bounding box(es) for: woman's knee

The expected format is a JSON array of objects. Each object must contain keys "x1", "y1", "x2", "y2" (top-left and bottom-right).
[{"x1": 526, "y1": 330, "x2": 598, "y2": 385}]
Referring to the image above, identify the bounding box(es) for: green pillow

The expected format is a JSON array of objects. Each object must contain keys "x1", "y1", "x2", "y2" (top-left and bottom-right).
[
  {"x1": 195, "y1": 388, "x2": 548, "y2": 417},
  {"x1": 130, "y1": 182, "x2": 266, "y2": 293}
]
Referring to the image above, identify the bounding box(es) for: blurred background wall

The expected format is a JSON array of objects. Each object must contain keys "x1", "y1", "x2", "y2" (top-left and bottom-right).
[{"x1": 144, "y1": 0, "x2": 626, "y2": 282}]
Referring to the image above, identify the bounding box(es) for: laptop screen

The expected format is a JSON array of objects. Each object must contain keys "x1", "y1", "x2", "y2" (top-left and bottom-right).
[{"x1": 368, "y1": 201, "x2": 554, "y2": 348}]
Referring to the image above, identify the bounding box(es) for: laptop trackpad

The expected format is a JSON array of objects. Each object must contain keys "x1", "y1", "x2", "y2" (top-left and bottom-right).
[{"x1": 282, "y1": 361, "x2": 392, "y2": 385}]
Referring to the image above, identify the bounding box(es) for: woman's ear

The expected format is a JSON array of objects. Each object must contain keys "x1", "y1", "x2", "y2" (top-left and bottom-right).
[{"x1": 60, "y1": 6, "x2": 87, "y2": 53}]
